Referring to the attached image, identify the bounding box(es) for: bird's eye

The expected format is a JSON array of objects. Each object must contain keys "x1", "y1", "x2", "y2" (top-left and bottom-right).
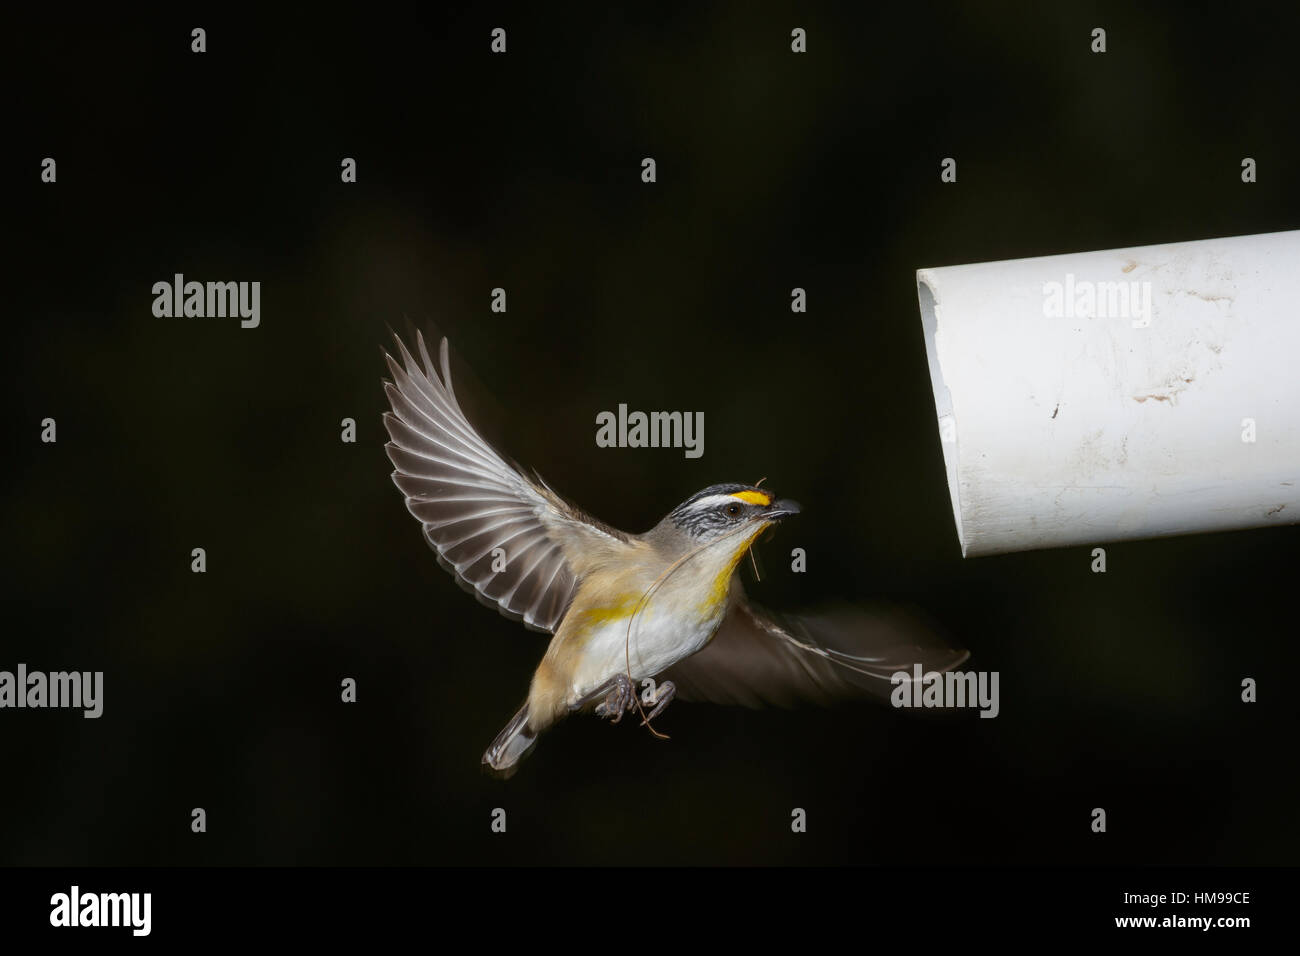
[{"x1": 726, "y1": 503, "x2": 741, "y2": 517}]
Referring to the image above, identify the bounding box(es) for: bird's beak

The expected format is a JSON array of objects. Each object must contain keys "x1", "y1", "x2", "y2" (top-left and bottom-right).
[{"x1": 765, "y1": 498, "x2": 802, "y2": 521}]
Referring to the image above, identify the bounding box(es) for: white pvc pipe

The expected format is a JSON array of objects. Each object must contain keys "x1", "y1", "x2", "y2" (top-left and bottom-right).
[{"x1": 916, "y1": 229, "x2": 1300, "y2": 557}]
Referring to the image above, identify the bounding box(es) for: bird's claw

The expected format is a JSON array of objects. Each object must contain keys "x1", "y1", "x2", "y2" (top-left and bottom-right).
[
  {"x1": 639, "y1": 679, "x2": 676, "y2": 726},
  {"x1": 593, "y1": 674, "x2": 635, "y2": 723}
]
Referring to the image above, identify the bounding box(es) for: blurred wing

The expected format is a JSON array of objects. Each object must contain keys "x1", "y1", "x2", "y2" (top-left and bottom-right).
[
  {"x1": 663, "y1": 594, "x2": 969, "y2": 708},
  {"x1": 382, "y1": 331, "x2": 627, "y2": 633}
]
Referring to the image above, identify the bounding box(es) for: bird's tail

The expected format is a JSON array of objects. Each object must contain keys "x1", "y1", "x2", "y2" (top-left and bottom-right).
[{"x1": 482, "y1": 704, "x2": 540, "y2": 779}]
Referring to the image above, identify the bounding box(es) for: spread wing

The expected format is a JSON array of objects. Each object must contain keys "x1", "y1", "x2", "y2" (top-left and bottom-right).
[
  {"x1": 662, "y1": 592, "x2": 969, "y2": 708},
  {"x1": 382, "y1": 331, "x2": 629, "y2": 633}
]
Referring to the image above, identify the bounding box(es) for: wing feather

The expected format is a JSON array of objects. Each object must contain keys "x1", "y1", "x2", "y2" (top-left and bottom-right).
[
  {"x1": 383, "y1": 331, "x2": 626, "y2": 633},
  {"x1": 663, "y1": 593, "x2": 969, "y2": 708}
]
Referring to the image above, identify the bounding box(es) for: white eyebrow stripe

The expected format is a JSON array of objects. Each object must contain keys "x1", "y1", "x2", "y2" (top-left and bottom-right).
[{"x1": 683, "y1": 494, "x2": 744, "y2": 512}]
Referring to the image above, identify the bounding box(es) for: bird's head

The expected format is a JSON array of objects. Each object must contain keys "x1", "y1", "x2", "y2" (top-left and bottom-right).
[{"x1": 662, "y1": 483, "x2": 801, "y2": 545}]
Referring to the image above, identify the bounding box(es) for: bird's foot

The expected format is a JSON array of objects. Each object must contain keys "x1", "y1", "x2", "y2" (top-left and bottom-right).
[
  {"x1": 585, "y1": 674, "x2": 636, "y2": 724},
  {"x1": 639, "y1": 679, "x2": 676, "y2": 726}
]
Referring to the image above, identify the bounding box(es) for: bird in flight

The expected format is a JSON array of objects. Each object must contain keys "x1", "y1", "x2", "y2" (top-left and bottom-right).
[{"x1": 382, "y1": 332, "x2": 968, "y2": 777}]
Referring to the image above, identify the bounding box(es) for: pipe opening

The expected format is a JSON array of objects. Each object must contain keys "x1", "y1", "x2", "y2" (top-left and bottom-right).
[{"x1": 917, "y1": 275, "x2": 966, "y2": 556}]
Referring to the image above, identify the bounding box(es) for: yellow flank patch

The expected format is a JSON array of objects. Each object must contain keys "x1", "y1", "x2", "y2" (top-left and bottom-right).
[
  {"x1": 569, "y1": 594, "x2": 643, "y2": 635},
  {"x1": 730, "y1": 490, "x2": 773, "y2": 507}
]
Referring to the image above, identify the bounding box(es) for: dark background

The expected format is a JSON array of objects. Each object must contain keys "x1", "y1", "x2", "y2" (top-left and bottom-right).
[{"x1": 5, "y1": 6, "x2": 1298, "y2": 866}]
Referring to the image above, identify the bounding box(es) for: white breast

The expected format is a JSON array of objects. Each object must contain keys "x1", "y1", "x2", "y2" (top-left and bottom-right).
[{"x1": 566, "y1": 583, "x2": 730, "y2": 702}]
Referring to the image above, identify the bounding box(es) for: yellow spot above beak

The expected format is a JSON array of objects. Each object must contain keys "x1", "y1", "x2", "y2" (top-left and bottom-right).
[{"x1": 730, "y1": 490, "x2": 773, "y2": 507}]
